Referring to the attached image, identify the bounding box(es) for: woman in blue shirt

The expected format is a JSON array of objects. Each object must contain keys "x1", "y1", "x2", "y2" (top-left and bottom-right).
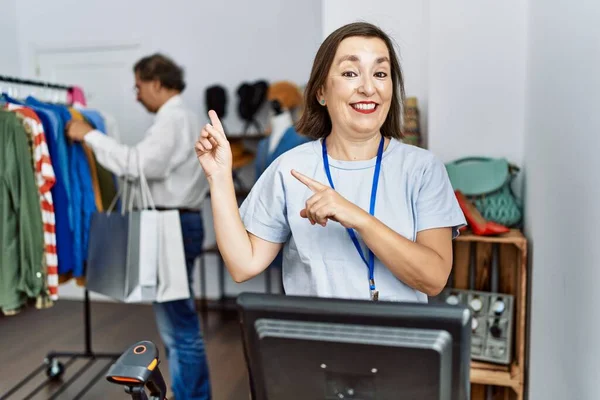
[{"x1": 195, "y1": 22, "x2": 466, "y2": 302}]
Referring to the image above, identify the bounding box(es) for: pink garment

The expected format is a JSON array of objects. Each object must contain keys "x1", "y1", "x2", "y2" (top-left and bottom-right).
[{"x1": 68, "y1": 86, "x2": 87, "y2": 107}]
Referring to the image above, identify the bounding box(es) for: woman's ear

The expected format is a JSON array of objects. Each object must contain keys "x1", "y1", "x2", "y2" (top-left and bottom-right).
[{"x1": 316, "y1": 87, "x2": 326, "y2": 106}]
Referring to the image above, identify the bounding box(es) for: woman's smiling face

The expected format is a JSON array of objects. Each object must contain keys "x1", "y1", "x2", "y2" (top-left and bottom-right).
[{"x1": 318, "y1": 36, "x2": 393, "y2": 137}]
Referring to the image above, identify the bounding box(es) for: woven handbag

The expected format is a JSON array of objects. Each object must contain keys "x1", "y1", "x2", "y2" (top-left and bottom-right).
[{"x1": 445, "y1": 157, "x2": 522, "y2": 227}]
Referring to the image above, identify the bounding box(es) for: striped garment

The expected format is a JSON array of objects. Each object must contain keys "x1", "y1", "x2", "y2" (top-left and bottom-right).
[{"x1": 5, "y1": 104, "x2": 59, "y2": 300}]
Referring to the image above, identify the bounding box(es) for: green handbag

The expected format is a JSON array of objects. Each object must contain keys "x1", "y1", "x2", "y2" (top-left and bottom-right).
[{"x1": 445, "y1": 157, "x2": 522, "y2": 227}]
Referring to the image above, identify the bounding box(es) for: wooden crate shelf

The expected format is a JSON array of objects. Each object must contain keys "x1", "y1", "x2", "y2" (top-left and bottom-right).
[
  {"x1": 451, "y1": 229, "x2": 528, "y2": 400},
  {"x1": 471, "y1": 361, "x2": 521, "y2": 391},
  {"x1": 455, "y1": 229, "x2": 527, "y2": 248}
]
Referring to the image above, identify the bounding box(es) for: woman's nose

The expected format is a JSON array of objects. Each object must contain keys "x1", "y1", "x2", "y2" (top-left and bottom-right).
[{"x1": 358, "y1": 76, "x2": 376, "y2": 97}]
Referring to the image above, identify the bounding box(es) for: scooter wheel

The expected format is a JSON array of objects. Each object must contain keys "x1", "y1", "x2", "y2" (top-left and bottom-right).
[{"x1": 46, "y1": 359, "x2": 65, "y2": 380}]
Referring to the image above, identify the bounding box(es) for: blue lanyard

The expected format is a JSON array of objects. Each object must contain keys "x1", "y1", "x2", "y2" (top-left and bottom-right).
[{"x1": 321, "y1": 135, "x2": 384, "y2": 300}]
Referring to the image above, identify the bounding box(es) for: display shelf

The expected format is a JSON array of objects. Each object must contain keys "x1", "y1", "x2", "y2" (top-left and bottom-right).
[
  {"x1": 451, "y1": 229, "x2": 528, "y2": 400},
  {"x1": 456, "y1": 229, "x2": 527, "y2": 247},
  {"x1": 471, "y1": 361, "x2": 522, "y2": 393}
]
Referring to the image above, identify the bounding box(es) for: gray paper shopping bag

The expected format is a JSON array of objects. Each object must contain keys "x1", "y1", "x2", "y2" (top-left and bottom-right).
[
  {"x1": 124, "y1": 211, "x2": 143, "y2": 303},
  {"x1": 86, "y1": 148, "x2": 161, "y2": 303},
  {"x1": 86, "y1": 211, "x2": 130, "y2": 301}
]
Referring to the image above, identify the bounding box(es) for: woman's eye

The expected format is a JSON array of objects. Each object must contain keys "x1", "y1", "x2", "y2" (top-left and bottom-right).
[
  {"x1": 375, "y1": 72, "x2": 388, "y2": 78},
  {"x1": 342, "y1": 71, "x2": 358, "y2": 78}
]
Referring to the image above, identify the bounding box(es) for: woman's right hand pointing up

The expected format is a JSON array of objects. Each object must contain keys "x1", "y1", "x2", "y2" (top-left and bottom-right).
[{"x1": 195, "y1": 110, "x2": 232, "y2": 180}]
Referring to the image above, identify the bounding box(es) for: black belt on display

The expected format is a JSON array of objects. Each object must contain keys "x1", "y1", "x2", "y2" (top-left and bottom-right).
[{"x1": 155, "y1": 206, "x2": 200, "y2": 214}]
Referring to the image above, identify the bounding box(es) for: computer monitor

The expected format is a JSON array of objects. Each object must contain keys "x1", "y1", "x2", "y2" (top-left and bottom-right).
[{"x1": 237, "y1": 293, "x2": 471, "y2": 400}]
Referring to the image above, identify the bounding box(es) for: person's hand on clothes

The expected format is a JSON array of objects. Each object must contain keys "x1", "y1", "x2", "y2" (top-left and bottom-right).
[
  {"x1": 292, "y1": 170, "x2": 370, "y2": 229},
  {"x1": 66, "y1": 120, "x2": 94, "y2": 141},
  {"x1": 195, "y1": 110, "x2": 233, "y2": 180}
]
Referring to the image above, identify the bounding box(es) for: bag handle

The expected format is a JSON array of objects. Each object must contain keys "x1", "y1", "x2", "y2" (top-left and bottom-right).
[
  {"x1": 107, "y1": 150, "x2": 134, "y2": 216},
  {"x1": 106, "y1": 149, "x2": 145, "y2": 214},
  {"x1": 135, "y1": 149, "x2": 156, "y2": 210},
  {"x1": 104, "y1": 148, "x2": 157, "y2": 214},
  {"x1": 125, "y1": 149, "x2": 154, "y2": 211},
  {"x1": 106, "y1": 180, "x2": 125, "y2": 215}
]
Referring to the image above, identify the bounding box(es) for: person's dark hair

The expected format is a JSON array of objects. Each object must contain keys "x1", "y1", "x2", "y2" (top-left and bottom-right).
[
  {"x1": 134, "y1": 53, "x2": 186, "y2": 92},
  {"x1": 296, "y1": 22, "x2": 405, "y2": 140}
]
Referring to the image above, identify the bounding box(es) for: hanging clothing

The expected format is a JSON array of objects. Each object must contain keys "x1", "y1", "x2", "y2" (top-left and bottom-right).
[
  {"x1": 4, "y1": 103, "x2": 59, "y2": 301},
  {"x1": 70, "y1": 109, "x2": 104, "y2": 211},
  {"x1": 1, "y1": 86, "x2": 114, "y2": 303},
  {"x1": 0, "y1": 111, "x2": 45, "y2": 314},
  {"x1": 83, "y1": 143, "x2": 103, "y2": 211},
  {"x1": 26, "y1": 97, "x2": 97, "y2": 280},
  {"x1": 65, "y1": 107, "x2": 98, "y2": 279},
  {"x1": 78, "y1": 108, "x2": 118, "y2": 210},
  {"x1": 2, "y1": 94, "x2": 75, "y2": 278},
  {"x1": 255, "y1": 125, "x2": 309, "y2": 180},
  {"x1": 78, "y1": 109, "x2": 105, "y2": 131},
  {"x1": 68, "y1": 86, "x2": 87, "y2": 107}
]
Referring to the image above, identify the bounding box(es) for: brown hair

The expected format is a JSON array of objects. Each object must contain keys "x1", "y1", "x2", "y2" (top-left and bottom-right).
[
  {"x1": 296, "y1": 22, "x2": 405, "y2": 140},
  {"x1": 134, "y1": 53, "x2": 186, "y2": 92}
]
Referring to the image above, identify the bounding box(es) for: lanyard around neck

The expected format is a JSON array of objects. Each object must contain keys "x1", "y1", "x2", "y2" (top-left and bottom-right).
[{"x1": 321, "y1": 135, "x2": 385, "y2": 300}]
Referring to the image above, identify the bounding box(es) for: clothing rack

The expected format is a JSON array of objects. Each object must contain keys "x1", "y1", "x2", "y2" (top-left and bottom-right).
[
  {"x1": 0, "y1": 74, "x2": 71, "y2": 90},
  {"x1": 0, "y1": 75, "x2": 121, "y2": 399}
]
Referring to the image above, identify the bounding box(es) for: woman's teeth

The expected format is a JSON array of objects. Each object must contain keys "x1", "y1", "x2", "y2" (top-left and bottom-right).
[{"x1": 352, "y1": 103, "x2": 376, "y2": 110}]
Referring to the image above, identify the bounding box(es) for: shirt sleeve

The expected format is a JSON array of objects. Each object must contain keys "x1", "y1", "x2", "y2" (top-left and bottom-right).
[
  {"x1": 416, "y1": 156, "x2": 467, "y2": 238},
  {"x1": 239, "y1": 159, "x2": 290, "y2": 243},
  {"x1": 84, "y1": 114, "x2": 181, "y2": 180}
]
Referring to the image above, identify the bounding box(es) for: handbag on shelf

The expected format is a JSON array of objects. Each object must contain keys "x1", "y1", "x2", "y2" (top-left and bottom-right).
[{"x1": 445, "y1": 157, "x2": 522, "y2": 227}]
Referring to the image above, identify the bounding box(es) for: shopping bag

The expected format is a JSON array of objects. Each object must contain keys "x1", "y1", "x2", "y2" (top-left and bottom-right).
[
  {"x1": 86, "y1": 211, "x2": 130, "y2": 301},
  {"x1": 123, "y1": 150, "x2": 161, "y2": 303},
  {"x1": 86, "y1": 190, "x2": 150, "y2": 302},
  {"x1": 123, "y1": 210, "x2": 159, "y2": 303},
  {"x1": 155, "y1": 210, "x2": 190, "y2": 303},
  {"x1": 86, "y1": 149, "x2": 160, "y2": 303},
  {"x1": 137, "y1": 210, "x2": 160, "y2": 287}
]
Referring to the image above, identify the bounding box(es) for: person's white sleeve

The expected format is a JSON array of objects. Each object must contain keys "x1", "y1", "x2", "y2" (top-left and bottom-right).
[
  {"x1": 84, "y1": 116, "x2": 180, "y2": 179},
  {"x1": 416, "y1": 156, "x2": 467, "y2": 238},
  {"x1": 239, "y1": 159, "x2": 290, "y2": 243}
]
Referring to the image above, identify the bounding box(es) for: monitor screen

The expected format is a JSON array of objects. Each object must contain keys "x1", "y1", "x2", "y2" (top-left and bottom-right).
[{"x1": 237, "y1": 293, "x2": 471, "y2": 400}]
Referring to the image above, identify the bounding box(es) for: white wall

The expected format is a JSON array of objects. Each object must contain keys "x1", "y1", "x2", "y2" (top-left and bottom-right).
[
  {"x1": 322, "y1": 1, "x2": 528, "y2": 166},
  {"x1": 322, "y1": 0, "x2": 430, "y2": 145},
  {"x1": 14, "y1": 0, "x2": 322, "y2": 136},
  {"x1": 427, "y1": 1, "x2": 528, "y2": 165},
  {"x1": 524, "y1": 0, "x2": 600, "y2": 398},
  {"x1": 0, "y1": 0, "x2": 19, "y2": 75},
  {"x1": 8, "y1": 0, "x2": 323, "y2": 301}
]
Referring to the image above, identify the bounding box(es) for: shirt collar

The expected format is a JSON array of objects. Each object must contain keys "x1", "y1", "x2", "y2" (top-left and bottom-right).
[{"x1": 156, "y1": 94, "x2": 183, "y2": 116}]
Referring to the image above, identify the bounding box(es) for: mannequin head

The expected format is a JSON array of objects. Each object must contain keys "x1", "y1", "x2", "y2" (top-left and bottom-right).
[
  {"x1": 267, "y1": 81, "x2": 303, "y2": 112},
  {"x1": 270, "y1": 99, "x2": 283, "y2": 116}
]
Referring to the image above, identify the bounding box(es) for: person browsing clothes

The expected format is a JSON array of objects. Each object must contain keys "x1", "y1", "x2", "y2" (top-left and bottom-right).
[
  {"x1": 195, "y1": 22, "x2": 466, "y2": 303},
  {"x1": 66, "y1": 53, "x2": 211, "y2": 400}
]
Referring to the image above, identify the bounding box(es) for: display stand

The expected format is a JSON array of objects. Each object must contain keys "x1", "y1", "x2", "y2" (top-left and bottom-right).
[
  {"x1": 1, "y1": 290, "x2": 121, "y2": 399},
  {"x1": 450, "y1": 229, "x2": 528, "y2": 400}
]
